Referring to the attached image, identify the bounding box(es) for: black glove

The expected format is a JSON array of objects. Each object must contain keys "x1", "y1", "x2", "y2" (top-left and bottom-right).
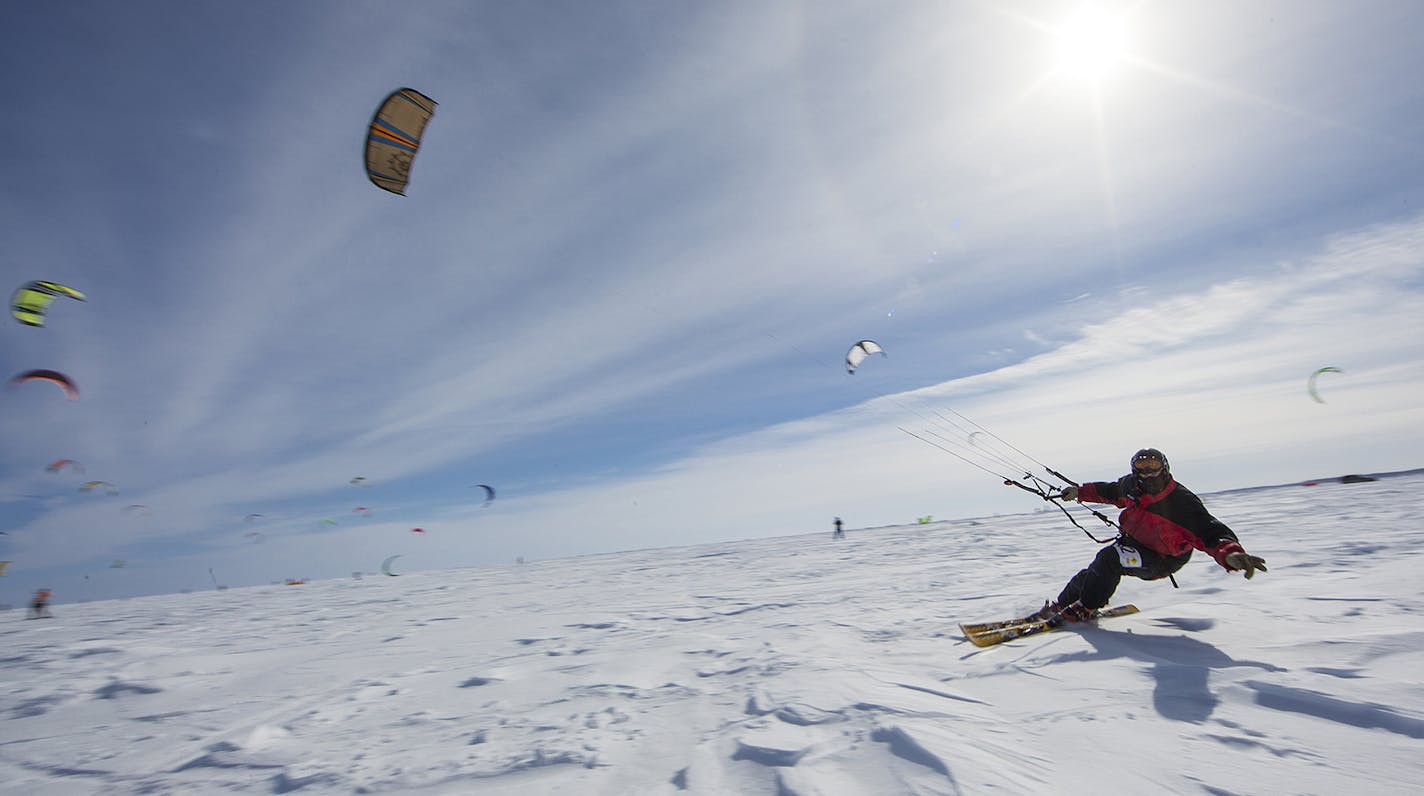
[
  {"x1": 1224, "y1": 551, "x2": 1268, "y2": 579},
  {"x1": 1058, "y1": 486, "x2": 1080, "y2": 502}
]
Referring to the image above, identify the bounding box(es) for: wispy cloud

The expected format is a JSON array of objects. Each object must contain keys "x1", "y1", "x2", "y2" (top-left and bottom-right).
[{"x1": 424, "y1": 214, "x2": 1424, "y2": 557}]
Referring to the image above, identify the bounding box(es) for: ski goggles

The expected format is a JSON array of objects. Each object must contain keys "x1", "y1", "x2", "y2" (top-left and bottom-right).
[{"x1": 1132, "y1": 460, "x2": 1166, "y2": 478}]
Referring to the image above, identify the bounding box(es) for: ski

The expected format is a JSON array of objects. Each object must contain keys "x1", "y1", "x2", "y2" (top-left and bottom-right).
[{"x1": 960, "y1": 604, "x2": 1138, "y2": 647}]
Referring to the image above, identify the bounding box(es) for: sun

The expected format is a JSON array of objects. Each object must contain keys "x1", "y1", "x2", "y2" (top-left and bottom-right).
[{"x1": 1052, "y1": 6, "x2": 1131, "y2": 85}]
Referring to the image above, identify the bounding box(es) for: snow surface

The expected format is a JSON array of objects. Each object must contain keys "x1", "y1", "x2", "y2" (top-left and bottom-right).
[{"x1": 4, "y1": 474, "x2": 1422, "y2": 795}]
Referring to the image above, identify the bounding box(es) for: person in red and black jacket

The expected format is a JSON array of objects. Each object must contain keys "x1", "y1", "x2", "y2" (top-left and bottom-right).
[{"x1": 1035, "y1": 448, "x2": 1267, "y2": 623}]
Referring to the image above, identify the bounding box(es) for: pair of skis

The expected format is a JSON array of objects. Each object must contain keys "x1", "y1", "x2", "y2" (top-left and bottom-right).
[{"x1": 960, "y1": 604, "x2": 1138, "y2": 647}]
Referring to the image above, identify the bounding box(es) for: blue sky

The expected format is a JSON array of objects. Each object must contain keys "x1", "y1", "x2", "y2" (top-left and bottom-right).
[{"x1": 4, "y1": 1, "x2": 1423, "y2": 601}]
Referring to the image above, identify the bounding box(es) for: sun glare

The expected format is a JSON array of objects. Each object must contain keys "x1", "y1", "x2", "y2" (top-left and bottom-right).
[{"x1": 1053, "y1": 7, "x2": 1130, "y2": 84}]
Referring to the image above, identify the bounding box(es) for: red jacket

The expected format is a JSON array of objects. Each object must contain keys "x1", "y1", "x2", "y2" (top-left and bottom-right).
[{"x1": 1079, "y1": 476, "x2": 1245, "y2": 570}]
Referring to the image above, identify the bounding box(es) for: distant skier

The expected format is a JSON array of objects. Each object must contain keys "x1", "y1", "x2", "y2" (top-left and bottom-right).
[
  {"x1": 28, "y1": 588, "x2": 53, "y2": 619},
  {"x1": 832, "y1": 517, "x2": 845, "y2": 540},
  {"x1": 1035, "y1": 448, "x2": 1267, "y2": 623}
]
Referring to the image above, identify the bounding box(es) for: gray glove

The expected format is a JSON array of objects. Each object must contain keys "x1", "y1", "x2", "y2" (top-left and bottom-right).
[
  {"x1": 1225, "y1": 551, "x2": 1268, "y2": 579},
  {"x1": 1058, "y1": 486, "x2": 1080, "y2": 502}
]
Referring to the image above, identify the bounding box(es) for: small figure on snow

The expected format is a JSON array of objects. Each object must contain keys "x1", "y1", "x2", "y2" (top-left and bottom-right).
[
  {"x1": 832, "y1": 517, "x2": 845, "y2": 540},
  {"x1": 28, "y1": 588, "x2": 53, "y2": 619},
  {"x1": 1036, "y1": 448, "x2": 1267, "y2": 623}
]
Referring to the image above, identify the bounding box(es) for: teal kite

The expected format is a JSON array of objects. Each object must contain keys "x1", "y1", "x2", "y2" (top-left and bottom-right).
[{"x1": 1308, "y1": 366, "x2": 1344, "y2": 403}]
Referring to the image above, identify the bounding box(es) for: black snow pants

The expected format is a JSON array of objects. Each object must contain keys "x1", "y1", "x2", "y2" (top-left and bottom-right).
[{"x1": 1056, "y1": 538, "x2": 1191, "y2": 610}]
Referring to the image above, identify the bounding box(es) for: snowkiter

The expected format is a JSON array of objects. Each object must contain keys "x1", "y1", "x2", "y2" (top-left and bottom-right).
[
  {"x1": 28, "y1": 588, "x2": 53, "y2": 619},
  {"x1": 833, "y1": 517, "x2": 845, "y2": 539},
  {"x1": 1036, "y1": 448, "x2": 1266, "y2": 623}
]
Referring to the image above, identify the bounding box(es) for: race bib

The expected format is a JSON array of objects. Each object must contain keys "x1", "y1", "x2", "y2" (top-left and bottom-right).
[{"x1": 1117, "y1": 544, "x2": 1143, "y2": 569}]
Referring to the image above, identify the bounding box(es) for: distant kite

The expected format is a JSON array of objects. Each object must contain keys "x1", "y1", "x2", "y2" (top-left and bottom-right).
[
  {"x1": 410, "y1": 527, "x2": 426, "y2": 534},
  {"x1": 365, "y1": 89, "x2": 437, "y2": 195},
  {"x1": 381, "y1": 554, "x2": 403, "y2": 576},
  {"x1": 11, "y1": 280, "x2": 84, "y2": 327},
  {"x1": 845, "y1": 340, "x2": 886, "y2": 374},
  {"x1": 46, "y1": 458, "x2": 84, "y2": 474},
  {"x1": 353, "y1": 506, "x2": 372, "y2": 517},
  {"x1": 0, "y1": 561, "x2": 10, "y2": 576},
  {"x1": 474, "y1": 484, "x2": 495, "y2": 507},
  {"x1": 1308, "y1": 366, "x2": 1344, "y2": 403},
  {"x1": 9, "y1": 369, "x2": 79, "y2": 400},
  {"x1": 123, "y1": 504, "x2": 152, "y2": 516},
  {"x1": 79, "y1": 480, "x2": 118, "y2": 495},
  {"x1": 244, "y1": 513, "x2": 265, "y2": 522},
  {"x1": 350, "y1": 476, "x2": 368, "y2": 486}
]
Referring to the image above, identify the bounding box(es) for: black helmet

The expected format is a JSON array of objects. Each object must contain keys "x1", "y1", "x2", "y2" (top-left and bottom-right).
[
  {"x1": 1130, "y1": 448, "x2": 1171, "y2": 493},
  {"x1": 1130, "y1": 448, "x2": 1169, "y2": 472}
]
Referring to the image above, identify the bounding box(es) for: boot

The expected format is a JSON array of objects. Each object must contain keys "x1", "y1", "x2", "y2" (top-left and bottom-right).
[
  {"x1": 1053, "y1": 600, "x2": 1094, "y2": 623},
  {"x1": 1024, "y1": 600, "x2": 1058, "y2": 622},
  {"x1": 1027, "y1": 599, "x2": 1093, "y2": 625}
]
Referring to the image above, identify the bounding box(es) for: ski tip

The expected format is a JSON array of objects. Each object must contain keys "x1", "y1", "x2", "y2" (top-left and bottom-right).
[{"x1": 964, "y1": 635, "x2": 1006, "y2": 648}]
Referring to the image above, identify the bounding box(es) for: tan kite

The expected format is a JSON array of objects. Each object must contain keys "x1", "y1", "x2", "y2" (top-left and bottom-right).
[{"x1": 365, "y1": 88, "x2": 437, "y2": 195}]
